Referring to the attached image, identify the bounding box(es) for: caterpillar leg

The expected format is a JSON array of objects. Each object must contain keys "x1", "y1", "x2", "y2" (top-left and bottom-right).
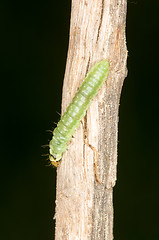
[{"x1": 86, "y1": 142, "x2": 102, "y2": 184}]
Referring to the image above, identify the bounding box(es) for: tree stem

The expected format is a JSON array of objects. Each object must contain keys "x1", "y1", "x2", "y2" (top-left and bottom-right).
[{"x1": 55, "y1": 0, "x2": 127, "y2": 239}]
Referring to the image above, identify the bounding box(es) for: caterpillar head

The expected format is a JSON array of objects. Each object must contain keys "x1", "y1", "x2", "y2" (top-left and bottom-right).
[{"x1": 49, "y1": 154, "x2": 62, "y2": 167}]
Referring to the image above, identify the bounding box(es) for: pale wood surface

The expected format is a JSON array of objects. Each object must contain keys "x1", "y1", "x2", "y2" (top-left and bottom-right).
[{"x1": 55, "y1": 0, "x2": 127, "y2": 239}]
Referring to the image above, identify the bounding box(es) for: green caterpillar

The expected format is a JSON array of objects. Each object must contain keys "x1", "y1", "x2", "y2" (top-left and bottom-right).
[{"x1": 49, "y1": 60, "x2": 109, "y2": 167}]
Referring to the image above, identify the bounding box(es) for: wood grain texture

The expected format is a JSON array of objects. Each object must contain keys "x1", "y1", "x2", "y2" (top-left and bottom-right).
[{"x1": 54, "y1": 0, "x2": 127, "y2": 239}]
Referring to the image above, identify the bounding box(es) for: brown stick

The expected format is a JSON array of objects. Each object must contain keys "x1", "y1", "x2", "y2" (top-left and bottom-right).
[{"x1": 55, "y1": 0, "x2": 127, "y2": 239}]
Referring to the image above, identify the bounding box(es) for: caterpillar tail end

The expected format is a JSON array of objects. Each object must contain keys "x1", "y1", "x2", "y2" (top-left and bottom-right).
[{"x1": 49, "y1": 155, "x2": 61, "y2": 167}]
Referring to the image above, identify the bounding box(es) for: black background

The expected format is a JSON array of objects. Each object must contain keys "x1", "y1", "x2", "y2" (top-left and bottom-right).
[{"x1": 1, "y1": 0, "x2": 159, "y2": 239}]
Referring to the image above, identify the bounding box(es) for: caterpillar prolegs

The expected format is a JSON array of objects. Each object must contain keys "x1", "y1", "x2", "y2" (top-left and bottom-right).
[{"x1": 49, "y1": 60, "x2": 109, "y2": 167}]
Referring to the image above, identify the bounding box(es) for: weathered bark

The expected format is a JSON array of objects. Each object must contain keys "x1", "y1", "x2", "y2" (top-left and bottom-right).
[{"x1": 55, "y1": 0, "x2": 127, "y2": 239}]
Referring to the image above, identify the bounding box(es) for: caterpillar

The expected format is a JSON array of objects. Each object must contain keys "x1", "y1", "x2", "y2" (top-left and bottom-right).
[{"x1": 49, "y1": 60, "x2": 109, "y2": 167}]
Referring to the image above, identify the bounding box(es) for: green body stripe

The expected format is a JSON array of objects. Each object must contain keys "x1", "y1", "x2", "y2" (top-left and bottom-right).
[{"x1": 49, "y1": 60, "x2": 109, "y2": 166}]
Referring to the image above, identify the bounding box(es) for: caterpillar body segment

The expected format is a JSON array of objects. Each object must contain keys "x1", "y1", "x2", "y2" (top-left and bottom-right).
[{"x1": 49, "y1": 60, "x2": 109, "y2": 166}]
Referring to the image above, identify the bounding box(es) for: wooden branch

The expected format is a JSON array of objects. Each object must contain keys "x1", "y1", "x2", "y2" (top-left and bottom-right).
[{"x1": 55, "y1": 0, "x2": 127, "y2": 239}]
